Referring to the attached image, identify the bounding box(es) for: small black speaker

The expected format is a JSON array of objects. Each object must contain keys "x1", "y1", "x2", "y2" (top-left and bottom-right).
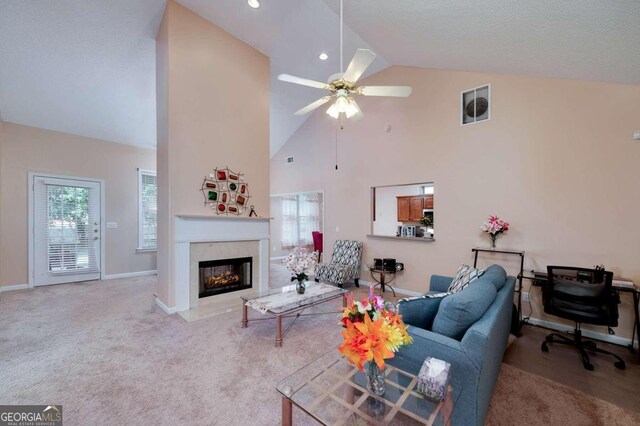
[
  {"x1": 382, "y1": 258, "x2": 396, "y2": 272},
  {"x1": 374, "y1": 258, "x2": 383, "y2": 270}
]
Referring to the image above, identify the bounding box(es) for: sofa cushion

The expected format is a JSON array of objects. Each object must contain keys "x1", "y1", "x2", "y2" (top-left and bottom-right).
[
  {"x1": 397, "y1": 294, "x2": 447, "y2": 330},
  {"x1": 432, "y1": 280, "x2": 497, "y2": 340},
  {"x1": 447, "y1": 264, "x2": 485, "y2": 293},
  {"x1": 480, "y1": 265, "x2": 508, "y2": 291}
]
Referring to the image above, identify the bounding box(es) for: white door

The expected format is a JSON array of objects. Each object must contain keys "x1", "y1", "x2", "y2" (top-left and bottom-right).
[{"x1": 32, "y1": 175, "x2": 102, "y2": 286}]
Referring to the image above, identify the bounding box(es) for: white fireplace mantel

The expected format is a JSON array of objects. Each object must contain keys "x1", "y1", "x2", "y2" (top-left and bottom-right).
[{"x1": 173, "y1": 215, "x2": 270, "y2": 314}]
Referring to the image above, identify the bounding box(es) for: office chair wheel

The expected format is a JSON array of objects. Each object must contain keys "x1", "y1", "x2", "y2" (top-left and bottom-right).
[
  {"x1": 583, "y1": 362, "x2": 594, "y2": 371},
  {"x1": 541, "y1": 342, "x2": 549, "y2": 352},
  {"x1": 614, "y1": 361, "x2": 626, "y2": 370}
]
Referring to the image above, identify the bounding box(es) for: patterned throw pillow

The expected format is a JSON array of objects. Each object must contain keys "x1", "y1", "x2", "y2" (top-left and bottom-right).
[
  {"x1": 447, "y1": 264, "x2": 485, "y2": 293},
  {"x1": 398, "y1": 292, "x2": 449, "y2": 304}
]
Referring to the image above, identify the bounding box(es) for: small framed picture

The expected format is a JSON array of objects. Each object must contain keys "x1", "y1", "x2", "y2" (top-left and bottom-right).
[{"x1": 461, "y1": 84, "x2": 490, "y2": 126}]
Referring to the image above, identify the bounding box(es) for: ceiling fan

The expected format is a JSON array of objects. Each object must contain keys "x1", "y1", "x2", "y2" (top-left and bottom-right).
[{"x1": 277, "y1": 0, "x2": 412, "y2": 121}]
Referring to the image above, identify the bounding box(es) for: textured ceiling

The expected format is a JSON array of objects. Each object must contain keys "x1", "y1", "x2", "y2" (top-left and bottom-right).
[
  {"x1": 0, "y1": 0, "x2": 164, "y2": 148},
  {"x1": 0, "y1": 1, "x2": 638, "y2": 154},
  {"x1": 322, "y1": 0, "x2": 640, "y2": 84}
]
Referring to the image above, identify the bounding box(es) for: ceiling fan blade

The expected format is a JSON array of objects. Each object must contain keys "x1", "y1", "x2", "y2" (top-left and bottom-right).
[
  {"x1": 278, "y1": 74, "x2": 330, "y2": 90},
  {"x1": 343, "y1": 49, "x2": 376, "y2": 83},
  {"x1": 360, "y1": 86, "x2": 413, "y2": 97},
  {"x1": 295, "y1": 96, "x2": 332, "y2": 115}
]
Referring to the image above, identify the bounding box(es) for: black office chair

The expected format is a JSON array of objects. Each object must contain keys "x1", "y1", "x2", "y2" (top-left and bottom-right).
[{"x1": 540, "y1": 266, "x2": 625, "y2": 371}]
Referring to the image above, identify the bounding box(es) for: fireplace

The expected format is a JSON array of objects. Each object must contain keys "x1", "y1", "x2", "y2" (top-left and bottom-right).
[{"x1": 199, "y1": 257, "x2": 252, "y2": 298}]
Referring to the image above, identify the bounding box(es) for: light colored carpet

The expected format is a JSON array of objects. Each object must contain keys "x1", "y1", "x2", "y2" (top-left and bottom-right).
[{"x1": 1, "y1": 276, "x2": 638, "y2": 426}]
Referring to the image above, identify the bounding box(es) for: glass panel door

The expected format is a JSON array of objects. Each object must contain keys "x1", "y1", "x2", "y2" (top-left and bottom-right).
[{"x1": 33, "y1": 175, "x2": 102, "y2": 286}]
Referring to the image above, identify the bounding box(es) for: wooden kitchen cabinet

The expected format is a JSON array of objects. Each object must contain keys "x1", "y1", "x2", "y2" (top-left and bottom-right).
[
  {"x1": 424, "y1": 195, "x2": 434, "y2": 209},
  {"x1": 409, "y1": 197, "x2": 424, "y2": 221},
  {"x1": 397, "y1": 197, "x2": 411, "y2": 222},
  {"x1": 397, "y1": 195, "x2": 432, "y2": 222}
]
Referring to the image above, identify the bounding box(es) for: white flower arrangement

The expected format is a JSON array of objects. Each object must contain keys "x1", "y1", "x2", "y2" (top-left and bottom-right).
[{"x1": 283, "y1": 250, "x2": 317, "y2": 283}]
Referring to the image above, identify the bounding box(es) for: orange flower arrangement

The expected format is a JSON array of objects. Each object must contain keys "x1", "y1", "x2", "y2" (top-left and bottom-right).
[{"x1": 338, "y1": 289, "x2": 413, "y2": 371}]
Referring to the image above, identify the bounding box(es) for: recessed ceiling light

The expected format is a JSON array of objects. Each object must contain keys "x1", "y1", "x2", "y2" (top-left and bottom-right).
[
  {"x1": 248, "y1": 0, "x2": 260, "y2": 9},
  {"x1": 319, "y1": 53, "x2": 328, "y2": 61}
]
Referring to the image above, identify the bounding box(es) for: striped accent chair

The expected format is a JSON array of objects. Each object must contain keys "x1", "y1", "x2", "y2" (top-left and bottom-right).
[{"x1": 314, "y1": 240, "x2": 363, "y2": 288}]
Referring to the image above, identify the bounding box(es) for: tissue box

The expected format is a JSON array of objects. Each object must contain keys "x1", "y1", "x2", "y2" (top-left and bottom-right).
[{"x1": 416, "y1": 357, "x2": 451, "y2": 402}]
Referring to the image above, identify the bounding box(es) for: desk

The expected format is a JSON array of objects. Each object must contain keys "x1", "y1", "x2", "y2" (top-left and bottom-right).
[
  {"x1": 368, "y1": 267, "x2": 397, "y2": 297},
  {"x1": 521, "y1": 272, "x2": 639, "y2": 362}
]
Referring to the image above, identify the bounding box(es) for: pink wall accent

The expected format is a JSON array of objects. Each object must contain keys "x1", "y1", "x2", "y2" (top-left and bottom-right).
[
  {"x1": 0, "y1": 122, "x2": 156, "y2": 286},
  {"x1": 156, "y1": 1, "x2": 270, "y2": 307},
  {"x1": 271, "y1": 66, "x2": 640, "y2": 339}
]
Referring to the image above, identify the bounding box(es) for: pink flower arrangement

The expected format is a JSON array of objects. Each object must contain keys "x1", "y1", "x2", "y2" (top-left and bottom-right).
[{"x1": 481, "y1": 215, "x2": 510, "y2": 247}]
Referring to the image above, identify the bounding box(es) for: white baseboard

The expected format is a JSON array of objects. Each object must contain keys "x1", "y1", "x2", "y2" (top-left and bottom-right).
[
  {"x1": 0, "y1": 284, "x2": 29, "y2": 293},
  {"x1": 356, "y1": 279, "x2": 423, "y2": 297},
  {"x1": 102, "y1": 270, "x2": 157, "y2": 280},
  {"x1": 526, "y1": 317, "x2": 637, "y2": 349},
  {"x1": 155, "y1": 297, "x2": 176, "y2": 314}
]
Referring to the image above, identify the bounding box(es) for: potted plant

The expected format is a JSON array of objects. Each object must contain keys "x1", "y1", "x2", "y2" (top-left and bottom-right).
[{"x1": 420, "y1": 213, "x2": 433, "y2": 237}]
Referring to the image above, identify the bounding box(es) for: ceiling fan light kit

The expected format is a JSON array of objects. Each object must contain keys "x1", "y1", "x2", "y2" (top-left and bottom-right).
[
  {"x1": 326, "y1": 93, "x2": 360, "y2": 119},
  {"x1": 247, "y1": 0, "x2": 260, "y2": 9},
  {"x1": 277, "y1": 0, "x2": 411, "y2": 121}
]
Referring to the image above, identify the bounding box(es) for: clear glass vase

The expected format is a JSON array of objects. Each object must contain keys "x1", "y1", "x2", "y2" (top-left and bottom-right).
[
  {"x1": 366, "y1": 362, "x2": 385, "y2": 396},
  {"x1": 296, "y1": 280, "x2": 306, "y2": 295}
]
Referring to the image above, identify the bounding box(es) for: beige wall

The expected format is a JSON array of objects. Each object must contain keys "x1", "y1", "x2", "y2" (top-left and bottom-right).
[
  {"x1": 0, "y1": 122, "x2": 156, "y2": 286},
  {"x1": 156, "y1": 1, "x2": 270, "y2": 307},
  {"x1": 271, "y1": 66, "x2": 640, "y2": 340}
]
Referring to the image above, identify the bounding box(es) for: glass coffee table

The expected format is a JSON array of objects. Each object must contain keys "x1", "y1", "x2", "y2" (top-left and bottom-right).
[
  {"x1": 277, "y1": 349, "x2": 458, "y2": 425},
  {"x1": 241, "y1": 282, "x2": 347, "y2": 347}
]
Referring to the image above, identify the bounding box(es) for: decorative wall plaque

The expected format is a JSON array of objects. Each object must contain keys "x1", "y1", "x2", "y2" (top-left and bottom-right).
[{"x1": 201, "y1": 167, "x2": 250, "y2": 215}]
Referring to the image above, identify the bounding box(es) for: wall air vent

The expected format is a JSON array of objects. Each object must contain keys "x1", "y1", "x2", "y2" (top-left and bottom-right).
[{"x1": 285, "y1": 156, "x2": 294, "y2": 164}]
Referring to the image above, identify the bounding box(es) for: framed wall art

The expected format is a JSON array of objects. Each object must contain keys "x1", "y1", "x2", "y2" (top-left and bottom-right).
[{"x1": 461, "y1": 84, "x2": 490, "y2": 126}]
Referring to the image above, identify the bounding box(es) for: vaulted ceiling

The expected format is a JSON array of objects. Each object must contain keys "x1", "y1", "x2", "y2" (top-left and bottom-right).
[{"x1": 0, "y1": 0, "x2": 638, "y2": 154}]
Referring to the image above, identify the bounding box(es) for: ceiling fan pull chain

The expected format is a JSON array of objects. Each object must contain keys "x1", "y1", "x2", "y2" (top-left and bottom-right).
[
  {"x1": 335, "y1": 119, "x2": 339, "y2": 170},
  {"x1": 340, "y1": 0, "x2": 343, "y2": 74}
]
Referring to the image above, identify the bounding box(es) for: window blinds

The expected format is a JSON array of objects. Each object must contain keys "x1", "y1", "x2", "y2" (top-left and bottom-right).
[
  {"x1": 39, "y1": 182, "x2": 100, "y2": 274},
  {"x1": 139, "y1": 171, "x2": 157, "y2": 249}
]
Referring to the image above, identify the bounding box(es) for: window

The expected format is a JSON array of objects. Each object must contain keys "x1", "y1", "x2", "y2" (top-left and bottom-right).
[
  {"x1": 138, "y1": 169, "x2": 157, "y2": 250},
  {"x1": 270, "y1": 192, "x2": 323, "y2": 257},
  {"x1": 422, "y1": 184, "x2": 434, "y2": 195}
]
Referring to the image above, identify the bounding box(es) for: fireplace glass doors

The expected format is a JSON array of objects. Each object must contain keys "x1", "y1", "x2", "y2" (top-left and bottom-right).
[{"x1": 199, "y1": 257, "x2": 252, "y2": 298}]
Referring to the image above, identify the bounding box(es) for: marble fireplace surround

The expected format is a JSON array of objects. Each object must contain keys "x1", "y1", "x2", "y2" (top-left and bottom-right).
[{"x1": 174, "y1": 215, "x2": 270, "y2": 320}]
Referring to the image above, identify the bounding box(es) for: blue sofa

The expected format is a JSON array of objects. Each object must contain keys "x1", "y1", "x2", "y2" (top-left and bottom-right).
[{"x1": 389, "y1": 265, "x2": 515, "y2": 426}]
